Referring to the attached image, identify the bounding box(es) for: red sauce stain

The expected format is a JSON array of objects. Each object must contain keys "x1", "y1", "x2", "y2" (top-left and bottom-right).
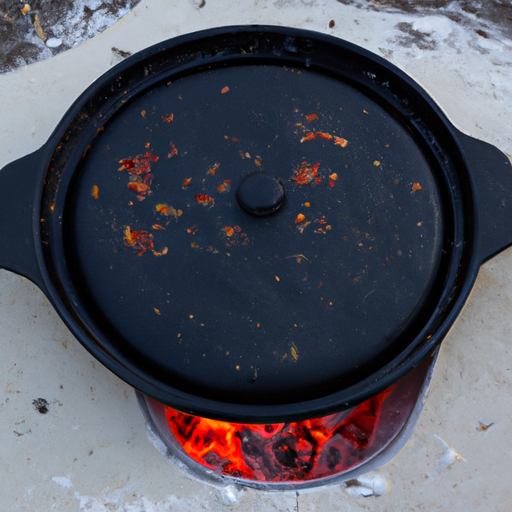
[
  {"x1": 299, "y1": 130, "x2": 349, "y2": 148},
  {"x1": 334, "y1": 137, "x2": 348, "y2": 147},
  {"x1": 411, "y1": 182, "x2": 423, "y2": 193},
  {"x1": 119, "y1": 151, "x2": 159, "y2": 175},
  {"x1": 217, "y1": 180, "x2": 232, "y2": 192},
  {"x1": 127, "y1": 181, "x2": 151, "y2": 201},
  {"x1": 195, "y1": 194, "x2": 215, "y2": 205},
  {"x1": 315, "y1": 131, "x2": 333, "y2": 140},
  {"x1": 123, "y1": 226, "x2": 154, "y2": 256},
  {"x1": 208, "y1": 163, "x2": 220, "y2": 176},
  {"x1": 292, "y1": 161, "x2": 320, "y2": 186},
  {"x1": 168, "y1": 142, "x2": 178, "y2": 158},
  {"x1": 300, "y1": 132, "x2": 316, "y2": 143}
]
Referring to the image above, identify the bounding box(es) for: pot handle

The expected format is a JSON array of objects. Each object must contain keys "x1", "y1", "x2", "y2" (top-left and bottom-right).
[
  {"x1": 458, "y1": 132, "x2": 512, "y2": 264},
  {"x1": 0, "y1": 149, "x2": 46, "y2": 292}
]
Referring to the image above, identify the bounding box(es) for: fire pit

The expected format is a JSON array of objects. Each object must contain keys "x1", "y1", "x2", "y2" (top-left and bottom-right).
[{"x1": 138, "y1": 350, "x2": 436, "y2": 489}]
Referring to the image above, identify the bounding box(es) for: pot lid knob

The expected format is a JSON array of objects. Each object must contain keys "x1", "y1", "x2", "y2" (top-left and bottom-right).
[{"x1": 236, "y1": 172, "x2": 285, "y2": 216}]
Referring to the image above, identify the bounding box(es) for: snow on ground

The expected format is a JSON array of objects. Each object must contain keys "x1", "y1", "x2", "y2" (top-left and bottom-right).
[{"x1": 0, "y1": 0, "x2": 140, "y2": 73}]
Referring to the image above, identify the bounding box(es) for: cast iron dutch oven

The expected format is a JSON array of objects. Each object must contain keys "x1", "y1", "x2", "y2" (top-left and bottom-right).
[{"x1": 1, "y1": 26, "x2": 511, "y2": 423}]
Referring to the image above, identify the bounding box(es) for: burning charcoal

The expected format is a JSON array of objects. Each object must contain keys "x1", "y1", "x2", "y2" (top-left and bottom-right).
[{"x1": 164, "y1": 389, "x2": 391, "y2": 483}]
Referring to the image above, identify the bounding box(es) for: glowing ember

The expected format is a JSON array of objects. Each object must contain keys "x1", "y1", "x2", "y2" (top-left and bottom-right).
[{"x1": 165, "y1": 386, "x2": 393, "y2": 482}]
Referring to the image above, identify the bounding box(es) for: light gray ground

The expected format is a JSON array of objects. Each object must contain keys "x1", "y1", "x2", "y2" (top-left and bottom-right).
[{"x1": 1, "y1": 1, "x2": 512, "y2": 510}]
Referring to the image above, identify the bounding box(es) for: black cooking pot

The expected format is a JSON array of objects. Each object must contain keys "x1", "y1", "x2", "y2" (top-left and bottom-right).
[{"x1": 1, "y1": 26, "x2": 511, "y2": 423}]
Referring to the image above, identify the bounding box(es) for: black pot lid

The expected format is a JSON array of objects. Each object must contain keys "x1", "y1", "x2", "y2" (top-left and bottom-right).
[{"x1": 40, "y1": 26, "x2": 466, "y2": 422}]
